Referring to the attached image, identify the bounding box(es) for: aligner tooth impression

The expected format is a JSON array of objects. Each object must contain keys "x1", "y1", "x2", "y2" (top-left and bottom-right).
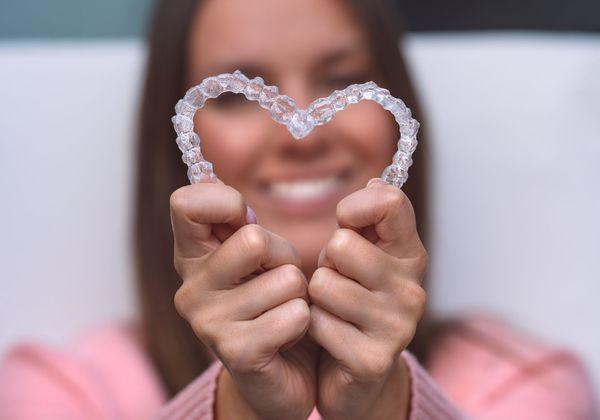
[{"x1": 171, "y1": 70, "x2": 420, "y2": 188}]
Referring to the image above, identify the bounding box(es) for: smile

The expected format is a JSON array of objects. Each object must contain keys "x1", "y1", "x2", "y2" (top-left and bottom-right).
[
  {"x1": 269, "y1": 175, "x2": 342, "y2": 201},
  {"x1": 259, "y1": 169, "x2": 354, "y2": 218}
]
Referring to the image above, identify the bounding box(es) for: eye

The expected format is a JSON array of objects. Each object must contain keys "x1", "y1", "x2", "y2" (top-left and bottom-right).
[{"x1": 320, "y1": 73, "x2": 370, "y2": 90}]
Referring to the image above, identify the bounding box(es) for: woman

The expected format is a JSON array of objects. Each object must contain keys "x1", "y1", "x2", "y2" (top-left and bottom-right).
[{"x1": 1, "y1": 0, "x2": 597, "y2": 418}]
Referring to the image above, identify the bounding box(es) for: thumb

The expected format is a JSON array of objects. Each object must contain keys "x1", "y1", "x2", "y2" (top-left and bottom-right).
[
  {"x1": 213, "y1": 178, "x2": 259, "y2": 225},
  {"x1": 366, "y1": 177, "x2": 385, "y2": 188}
]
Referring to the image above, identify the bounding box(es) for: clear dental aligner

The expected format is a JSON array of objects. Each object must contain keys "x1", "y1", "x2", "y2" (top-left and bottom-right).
[{"x1": 171, "y1": 70, "x2": 419, "y2": 189}]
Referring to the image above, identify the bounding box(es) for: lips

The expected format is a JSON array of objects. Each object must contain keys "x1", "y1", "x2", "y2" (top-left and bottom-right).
[
  {"x1": 270, "y1": 175, "x2": 341, "y2": 200},
  {"x1": 258, "y1": 167, "x2": 354, "y2": 218}
]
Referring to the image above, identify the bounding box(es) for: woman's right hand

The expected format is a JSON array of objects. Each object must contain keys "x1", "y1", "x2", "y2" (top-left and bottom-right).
[{"x1": 169, "y1": 180, "x2": 319, "y2": 420}]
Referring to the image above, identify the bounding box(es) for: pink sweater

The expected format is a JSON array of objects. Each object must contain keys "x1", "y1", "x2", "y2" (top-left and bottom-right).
[{"x1": 0, "y1": 314, "x2": 597, "y2": 419}]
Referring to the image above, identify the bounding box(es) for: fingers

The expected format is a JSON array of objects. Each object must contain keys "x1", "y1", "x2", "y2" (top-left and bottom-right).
[
  {"x1": 170, "y1": 182, "x2": 253, "y2": 259},
  {"x1": 309, "y1": 265, "x2": 427, "y2": 338},
  {"x1": 308, "y1": 267, "x2": 382, "y2": 331},
  {"x1": 336, "y1": 179, "x2": 424, "y2": 259},
  {"x1": 212, "y1": 298, "x2": 311, "y2": 373},
  {"x1": 176, "y1": 261, "x2": 308, "y2": 329},
  {"x1": 227, "y1": 264, "x2": 309, "y2": 320},
  {"x1": 308, "y1": 305, "x2": 381, "y2": 378},
  {"x1": 203, "y1": 224, "x2": 302, "y2": 290},
  {"x1": 175, "y1": 244, "x2": 309, "y2": 362},
  {"x1": 243, "y1": 298, "x2": 311, "y2": 358},
  {"x1": 318, "y1": 228, "x2": 411, "y2": 291}
]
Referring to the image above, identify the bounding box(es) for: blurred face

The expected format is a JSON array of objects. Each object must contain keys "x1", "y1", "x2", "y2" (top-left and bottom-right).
[{"x1": 186, "y1": 0, "x2": 396, "y2": 276}]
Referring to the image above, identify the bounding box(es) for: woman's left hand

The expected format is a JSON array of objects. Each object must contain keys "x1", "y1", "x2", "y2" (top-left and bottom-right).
[{"x1": 307, "y1": 178, "x2": 428, "y2": 420}]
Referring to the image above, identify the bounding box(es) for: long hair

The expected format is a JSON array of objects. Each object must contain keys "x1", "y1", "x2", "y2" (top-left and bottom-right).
[{"x1": 134, "y1": 0, "x2": 438, "y2": 397}]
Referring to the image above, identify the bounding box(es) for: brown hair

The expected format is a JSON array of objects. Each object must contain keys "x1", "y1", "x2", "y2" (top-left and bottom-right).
[{"x1": 135, "y1": 0, "x2": 439, "y2": 397}]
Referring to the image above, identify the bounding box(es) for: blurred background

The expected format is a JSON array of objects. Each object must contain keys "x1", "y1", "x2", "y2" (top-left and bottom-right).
[{"x1": 1, "y1": 0, "x2": 599, "y2": 400}]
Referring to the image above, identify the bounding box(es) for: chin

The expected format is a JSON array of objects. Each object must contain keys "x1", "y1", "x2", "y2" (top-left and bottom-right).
[{"x1": 258, "y1": 213, "x2": 336, "y2": 275}]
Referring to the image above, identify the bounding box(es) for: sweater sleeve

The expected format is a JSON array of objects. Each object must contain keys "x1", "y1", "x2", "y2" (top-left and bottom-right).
[
  {"x1": 152, "y1": 359, "x2": 224, "y2": 420},
  {"x1": 152, "y1": 348, "x2": 598, "y2": 420},
  {"x1": 152, "y1": 351, "x2": 469, "y2": 420},
  {"x1": 401, "y1": 348, "x2": 598, "y2": 420},
  {"x1": 2, "y1": 331, "x2": 595, "y2": 420},
  {"x1": 0, "y1": 343, "x2": 114, "y2": 420},
  {"x1": 465, "y1": 349, "x2": 598, "y2": 420},
  {"x1": 0, "y1": 340, "x2": 226, "y2": 420},
  {"x1": 152, "y1": 352, "x2": 461, "y2": 420},
  {"x1": 401, "y1": 350, "x2": 470, "y2": 419}
]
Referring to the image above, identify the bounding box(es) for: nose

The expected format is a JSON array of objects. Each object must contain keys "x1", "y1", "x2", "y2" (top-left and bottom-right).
[
  {"x1": 263, "y1": 75, "x2": 335, "y2": 161},
  {"x1": 277, "y1": 75, "x2": 313, "y2": 110},
  {"x1": 274, "y1": 123, "x2": 332, "y2": 161}
]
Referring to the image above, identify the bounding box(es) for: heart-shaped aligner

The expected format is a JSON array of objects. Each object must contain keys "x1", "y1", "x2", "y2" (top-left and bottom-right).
[{"x1": 171, "y1": 70, "x2": 420, "y2": 188}]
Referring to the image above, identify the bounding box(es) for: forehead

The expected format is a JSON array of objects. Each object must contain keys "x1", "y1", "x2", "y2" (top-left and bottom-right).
[{"x1": 187, "y1": 0, "x2": 370, "y2": 79}]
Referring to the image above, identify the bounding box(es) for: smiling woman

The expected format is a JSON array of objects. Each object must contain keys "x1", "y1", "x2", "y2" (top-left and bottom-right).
[
  {"x1": 179, "y1": 0, "x2": 416, "y2": 277},
  {"x1": 135, "y1": 0, "x2": 431, "y2": 403},
  {"x1": 0, "y1": 0, "x2": 597, "y2": 419}
]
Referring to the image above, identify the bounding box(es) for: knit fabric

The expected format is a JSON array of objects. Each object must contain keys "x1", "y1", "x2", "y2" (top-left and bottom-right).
[{"x1": 1, "y1": 315, "x2": 597, "y2": 419}]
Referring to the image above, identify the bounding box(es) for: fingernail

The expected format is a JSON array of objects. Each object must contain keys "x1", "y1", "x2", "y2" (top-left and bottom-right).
[
  {"x1": 367, "y1": 177, "x2": 383, "y2": 188},
  {"x1": 245, "y1": 206, "x2": 258, "y2": 224}
]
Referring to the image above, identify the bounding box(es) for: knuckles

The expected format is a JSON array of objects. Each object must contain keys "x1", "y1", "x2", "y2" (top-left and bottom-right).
[
  {"x1": 325, "y1": 228, "x2": 355, "y2": 262},
  {"x1": 379, "y1": 186, "x2": 409, "y2": 212},
  {"x1": 278, "y1": 264, "x2": 308, "y2": 299},
  {"x1": 173, "y1": 265, "x2": 212, "y2": 322},
  {"x1": 401, "y1": 281, "x2": 427, "y2": 318},
  {"x1": 174, "y1": 286, "x2": 217, "y2": 346},
  {"x1": 307, "y1": 267, "x2": 331, "y2": 302},
  {"x1": 173, "y1": 284, "x2": 192, "y2": 317},
  {"x1": 173, "y1": 276, "x2": 209, "y2": 318},
  {"x1": 288, "y1": 298, "x2": 312, "y2": 330},
  {"x1": 376, "y1": 186, "x2": 413, "y2": 223},
  {"x1": 216, "y1": 299, "x2": 310, "y2": 375},
  {"x1": 238, "y1": 224, "x2": 269, "y2": 258},
  {"x1": 169, "y1": 187, "x2": 191, "y2": 217}
]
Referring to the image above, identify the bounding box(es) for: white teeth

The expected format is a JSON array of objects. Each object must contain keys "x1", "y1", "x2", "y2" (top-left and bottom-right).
[{"x1": 270, "y1": 176, "x2": 339, "y2": 200}]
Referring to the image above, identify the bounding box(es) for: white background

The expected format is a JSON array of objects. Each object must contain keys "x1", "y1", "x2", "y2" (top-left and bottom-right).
[{"x1": 1, "y1": 33, "x2": 599, "y2": 399}]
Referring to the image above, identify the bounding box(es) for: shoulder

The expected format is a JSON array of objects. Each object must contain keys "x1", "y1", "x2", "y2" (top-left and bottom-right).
[
  {"x1": 425, "y1": 312, "x2": 598, "y2": 416},
  {"x1": 0, "y1": 319, "x2": 167, "y2": 419}
]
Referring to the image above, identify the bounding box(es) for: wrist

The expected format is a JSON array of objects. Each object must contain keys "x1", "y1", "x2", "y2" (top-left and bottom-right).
[
  {"x1": 362, "y1": 355, "x2": 411, "y2": 420},
  {"x1": 215, "y1": 367, "x2": 263, "y2": 420}
]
